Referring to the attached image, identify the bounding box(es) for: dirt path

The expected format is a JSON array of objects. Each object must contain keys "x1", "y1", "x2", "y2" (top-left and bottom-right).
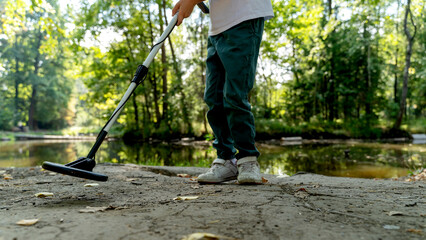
[{"x1": 0, "y1": 164, "x2": 425, "y2": 240}]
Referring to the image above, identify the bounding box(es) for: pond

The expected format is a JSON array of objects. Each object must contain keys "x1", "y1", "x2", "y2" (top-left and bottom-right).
[{"x1": 0, "y1": 140, "x2": 425, "y2": 179}]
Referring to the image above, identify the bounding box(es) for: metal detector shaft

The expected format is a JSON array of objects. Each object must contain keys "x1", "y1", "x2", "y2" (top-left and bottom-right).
[
  {"x1": 42, "y1": 4, "x2": 209, "y2": 181},
  {"x1": 197, "y1": 2, "x2": 209, "y2": 14},
  {"x1": 103, "y1": 2, "x2": 209, "y2": 133},
  {"x1": 85, "y1": 14, "x2": 179, "y2": 159},
  {"x1": 103, "y1": 14, "x2": 178, "y2": 133}
]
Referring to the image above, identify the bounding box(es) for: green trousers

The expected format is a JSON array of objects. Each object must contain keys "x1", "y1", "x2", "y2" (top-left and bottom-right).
[{"x1": 204, "y1": 17, "x2": 264, "y2": 160}]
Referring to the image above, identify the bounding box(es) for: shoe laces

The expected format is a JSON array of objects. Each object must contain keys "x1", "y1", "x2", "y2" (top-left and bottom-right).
[
  {"x1": 207, "y1": 162, "x2": 224, "y2": 172},
  {"x1": 239, "y1": 162, "x2": 258, "y2": 173}
]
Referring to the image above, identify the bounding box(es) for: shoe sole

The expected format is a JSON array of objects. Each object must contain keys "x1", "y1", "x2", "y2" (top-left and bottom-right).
[
  {"x1": 198, "y1": 176, "x2": 237, "y2": 184},
  {"x1": 237, "y1": 177, "x2": 263, "y2": 185}
]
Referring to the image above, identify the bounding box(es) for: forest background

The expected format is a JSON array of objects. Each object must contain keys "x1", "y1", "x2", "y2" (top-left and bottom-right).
[{"x1": 0, "y1": 0, "x2": 424, "y2": 141}]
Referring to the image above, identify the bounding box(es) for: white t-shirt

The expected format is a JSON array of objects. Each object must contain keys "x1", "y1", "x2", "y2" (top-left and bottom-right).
[{"x1": 208, "y1": 0, "x2": 274, "y2": 36}]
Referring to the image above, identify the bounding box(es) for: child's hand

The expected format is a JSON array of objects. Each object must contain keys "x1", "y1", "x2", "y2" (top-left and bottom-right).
[{"x1": 172, "y1": 0, "x2": 203, "y2": 26}]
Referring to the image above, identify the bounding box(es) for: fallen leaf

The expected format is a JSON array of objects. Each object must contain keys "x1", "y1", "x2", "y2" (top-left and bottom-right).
[
  {"x1": 78, "y1": 205, "x2": 126, "y2": 213},
  {"x1": 181, "y1": 232, "x2": 236, "y2": 240},
  {"x1": 208, "y1": 220, "x2": 220, "y2": 224},
  {"x1": 383, "y1": 225, "x2": 400, "y2": 230},
  {"x1": 177, "y1": 173, "x2": 191, "y2": 178},
  {"x1": 189, "y1": 177, "x2": 198, "y2": 181},
  {"x1": 261, "y1": 177, "x2": 268, "y2": 183},
  {"x1": 388, "y1": 211, "x2": 404, "y2": 216},
  {"x1": 16, "y1": 219, "x2": 39, "y2": 226},
  {"x1": 84, "y1": 183, "x2": 99, "y2": 187},
  {"x1": 78, "y1": 206, "x2": 110, "y2": 213},
  {"x1": 3, "y1": 174, "x2": 13, "y2": 180},
  {"x1": 294, "y1": 191, "x2": 309, "y2": 199},
  {"x1": 35, "y1": 192, "x2": 54, "y2": 198},
  {"x1": 126, "y1": 178, "x2": 138, "y2": 182},
  {"x1": 407, "y1": 229, "x2": 422, "y2": 235},
  {"x1": 173, "y1": 196, "x2": 199, "y2": 201},
  {"x1": 182, "y1": 232, "x2": 219, "y2": 240},
  {"x1": 297, "y1": 188, "x2": 307, "y2": 192}
]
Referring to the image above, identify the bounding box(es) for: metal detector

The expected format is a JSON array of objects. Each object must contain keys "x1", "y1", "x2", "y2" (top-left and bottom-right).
[{"x1": 42, "y1": 3, "x2": 209, "y2": 181}]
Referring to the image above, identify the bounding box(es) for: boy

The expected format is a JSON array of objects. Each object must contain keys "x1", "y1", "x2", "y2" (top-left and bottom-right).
[{"x1": 172, "y1": 0, "x2": 274, "y2": 184}]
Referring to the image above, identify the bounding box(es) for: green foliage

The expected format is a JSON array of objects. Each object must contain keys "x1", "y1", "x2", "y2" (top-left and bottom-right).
[
  {"x1": 0, "y1": 0, "x2": 424, "y2": 139},
  {"x1": 256, "y1": 119, "x2": 302, "y2": 139},
  {"x1": 0, "y1": 0, "x2": 73, "y2": 130}
]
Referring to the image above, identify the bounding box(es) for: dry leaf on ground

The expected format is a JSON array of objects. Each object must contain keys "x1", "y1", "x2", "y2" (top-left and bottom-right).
[
  {"x1": 406, "y1": 229, "x2": 422, "y2": 235},
  {"x1": 383, "y1": 225, "x2": 400, "y2": 230},
  {"x1": 294, "y1": 188, "x2": 309, "y2": 199},
  {"x1": 261, "y1": 177, "x2": 268, "y2": 183},
  {"x1": 78, "y1": 206, "x2": 127, "y2": 213},
  {"x1": 177, "y1": 174, "x2": 191, "y2": 178},
  {"x1": 406, "y1": 169, "x2": 426, "y2": 182},
  {"x1": 181, "y1": 232, "x2": 237, "y2": 240},
  {"x1": 208, "y1": 220, "x2": 220, "y2": 224},
  {"x1": 126, "y1": 178, "x2": 138, "y2": 182},
  {"x1": 16, "y1": 219, "x2": 39, "y2": 226},
  {"x1": 34, "y1": 192, "x2": 54, "y2": 198},
  {"x1": 388, "y1": 211, "x2": 404, "y2": 216},
  {"x1": 3, "y1": 174, "x2": 13, "y2": 180},
  {"x1": 84, "y1": 183, "x2": 99, "y2": 187},
  {"x1": 173, "y1": 196, "x2": 199, "y2": 201},
  {"x1": 79, "y1": 206, "x2": 110, "y2": 213}
]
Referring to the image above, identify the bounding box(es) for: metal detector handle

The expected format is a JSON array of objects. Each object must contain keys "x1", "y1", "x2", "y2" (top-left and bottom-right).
[{"x1": 197, "y1": 2, "x2": 209, "y2": 14}]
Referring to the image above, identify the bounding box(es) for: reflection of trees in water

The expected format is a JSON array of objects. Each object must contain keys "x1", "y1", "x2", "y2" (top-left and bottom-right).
[
  {"x1": 98, "y1": 142, "x2": 215, "y2": 167},
  {"x1": 259, "y1": 143, "x2": 425, "y2": 176},
  {"x1": 30, "y1": 142, "x2": 76, "y2": 166},
  {"x1": 2, "y1": 141, "x2": 424, "y2": 177},
  {"x1": 260, "y1": 145, "x2": 357, "y2": 175}
]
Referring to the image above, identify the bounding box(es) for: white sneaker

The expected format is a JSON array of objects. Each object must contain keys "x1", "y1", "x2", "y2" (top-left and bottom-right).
[
  {"x1": 198, "y1": 159, "x2": 238, "y2": 184},
  {"x1": 237, "y1": 156, "x2": 262, "y2": 184}
]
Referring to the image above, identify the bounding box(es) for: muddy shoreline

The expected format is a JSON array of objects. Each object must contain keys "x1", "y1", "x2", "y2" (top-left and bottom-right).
[{"x1": 1, "y1": 164, "x2": 425, "y2": 240}]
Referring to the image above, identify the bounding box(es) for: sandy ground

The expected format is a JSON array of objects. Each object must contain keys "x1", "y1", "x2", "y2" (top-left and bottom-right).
[{"x1": 0, "y1": 164, "x2": 425, "y2": 240}]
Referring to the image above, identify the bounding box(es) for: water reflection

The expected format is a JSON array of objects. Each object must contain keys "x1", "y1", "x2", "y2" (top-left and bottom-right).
[{"x1": 0, "y1": 140, "x2": 424, "y2": 179}]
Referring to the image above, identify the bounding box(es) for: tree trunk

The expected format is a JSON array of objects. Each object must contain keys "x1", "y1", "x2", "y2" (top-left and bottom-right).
[
  {"x1": 132, "y1": 94, "x2": 139, "y2": 130},
  {"x1": 366, "y1": 30, "x2": 372, "y2": 116},
  {"x1": 159, "y1": 0, "x2": 168, "y2": 123},
  {"x1": 394, "y1": 0, "x2": 417, "y2": 129},
  {"x1": 164, "y1": 4, "x2": 193, "y2": 134},
  {"x1": 394, "y1": 1, "x2": 400, "y2": 104},
  {"x1": 326, "y1": 0, "x2": 336, "y2": 121},
  {"x1": 147, "y1": 9, "x2": 161, "y2": 126},
  {"x1": 14, "y1": 37, "x2": 20, "y2": 126},
  {"x1": 124, "y1": 31, "x2": 140, "y2": 130},
  {"x1": 199, "y1": 12, "x2": 208, "y2": 134},
  {"x1": 28, "y1": 27, "x2": 43, "y2": 130}
]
